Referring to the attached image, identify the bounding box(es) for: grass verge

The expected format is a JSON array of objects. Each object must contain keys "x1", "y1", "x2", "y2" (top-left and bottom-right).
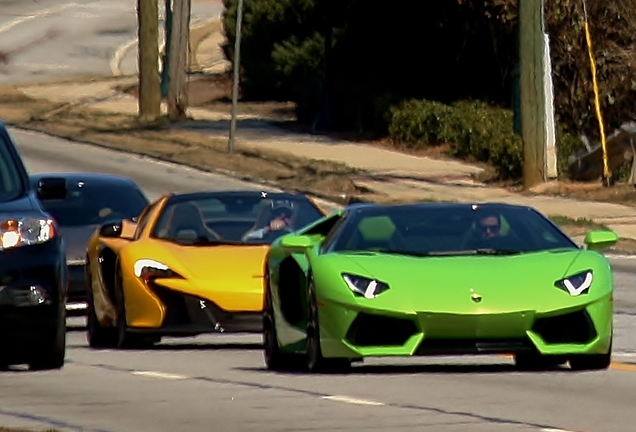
[{"x1": 0, "y1": 84, "x2": 369, "y2": 204}]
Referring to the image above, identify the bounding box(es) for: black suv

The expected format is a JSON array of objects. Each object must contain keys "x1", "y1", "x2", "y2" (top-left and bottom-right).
[{"x1": 0, "y1": 121, "x2": 68, "y2": 370}]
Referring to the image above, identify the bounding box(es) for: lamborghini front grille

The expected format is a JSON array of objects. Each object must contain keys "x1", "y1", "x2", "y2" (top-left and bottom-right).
[
  {"x1": 345, "y1": 312, "x2": 418, "y2": 347},
  {"x1": 531, "y1": 309, "x2": 597, "y2": 345}
]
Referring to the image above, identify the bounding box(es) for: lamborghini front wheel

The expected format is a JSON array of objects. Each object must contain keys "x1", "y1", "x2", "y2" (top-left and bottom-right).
[
  {"x1": 569, "y1": 340, "x2": 612, "y2": 371},
  {"x1": 305, "y1": 275, "x2": 351, "y2": 374},
  {"x1": 263, "y1": 274, "x2": 302, "y2": 371}
]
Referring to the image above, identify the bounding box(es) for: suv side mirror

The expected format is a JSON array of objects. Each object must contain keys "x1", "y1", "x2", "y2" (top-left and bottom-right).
[{"x1": 36, "y1": 177, "x2": 67, "y2": 200}]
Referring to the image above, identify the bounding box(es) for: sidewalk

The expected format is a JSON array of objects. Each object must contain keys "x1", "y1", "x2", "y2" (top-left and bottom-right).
[{"x1": 14, "y1": 20, "x2": 636, "y2": 242}]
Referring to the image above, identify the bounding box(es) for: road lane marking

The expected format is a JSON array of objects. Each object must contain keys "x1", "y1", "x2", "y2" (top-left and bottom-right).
[
  {"x1": 131, "y1": 371, "x2": 188, "y2": 380},
  {"x1": 322, "y1": 395, "x2": 384, "y2": 406},
  {"x1": 610, "y1": 362, "x2": 636, "y2": 372},
  {"x1": 614, "y1": 352, "x2": 636, "y2": 357},
  {"x1": 541, "y1": 429, "x2": 576, "y2": 432},
  {"x1": 110, "y1": 39, "x2": 137, "y2": 76},
  {"x1": 607, "y1": 253, "x2": 636, "y2": 260},
  {"x1": 13, "y1": 62, "x2": 71, "y2": 71},
  {"x1": 110, "y1": 17, "x2": 219, "y2": 76},
  {"x1": 0, "y1": 2, "x2": 78, "y2": 34}
]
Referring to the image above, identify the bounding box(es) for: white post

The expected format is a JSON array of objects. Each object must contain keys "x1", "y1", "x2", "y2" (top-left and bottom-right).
[{"x1": 543, "y1": 32, "x2": 558, "y2": 178}]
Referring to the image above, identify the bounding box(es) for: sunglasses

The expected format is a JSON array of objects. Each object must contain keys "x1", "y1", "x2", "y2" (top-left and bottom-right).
[{"x1": 479, "y1": 223, "x2": 500, "y2": 234}]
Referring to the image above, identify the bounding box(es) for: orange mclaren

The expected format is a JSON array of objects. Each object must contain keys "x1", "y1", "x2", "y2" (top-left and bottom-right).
[{"x1": 84, "y1": 190, "x2": 326, "y2": 348}]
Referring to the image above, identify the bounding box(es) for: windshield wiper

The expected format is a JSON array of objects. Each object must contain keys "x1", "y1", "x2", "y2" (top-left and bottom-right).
[
  {"x1": 348, "y1": 249, "x2": 431, "y2": 258},
  {"x1": 475, "y1": 248, "x2": 523, "y2": 255},
  {"x1": 428, "y1": 248, "x2": 522, "y2": 256}
]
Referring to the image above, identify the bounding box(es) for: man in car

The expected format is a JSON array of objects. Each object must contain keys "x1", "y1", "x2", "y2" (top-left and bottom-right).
[
  {"x1": 477, "y1": 212, "x2": 502, "y2": 240},
  {"x1": 463, "y1": 211, "x2": 511, "y2": 250},
  {"x1": 242, "y1": 201, "x2": 295, "y2": 241}
]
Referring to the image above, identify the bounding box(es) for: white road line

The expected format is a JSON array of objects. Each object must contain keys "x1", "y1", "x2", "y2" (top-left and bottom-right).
[
  {"x1": 14, "y1": 62, "x2": 71, "y2": 70},
  {"x1": 322, "y1": 395, "x2": 384, "y2": 406},
  {"x1": 607, "y1": 253, "x2": 636, "y2": 260},
  {"x1": 110, "y1": 17, "x2": 220, "y2": 76},
  {"x1": 614, "y1": 352, "x2": 636, "y2": 358},
  {"x1": 131, "y1": 371, "x2": 188, "y2": 380},
  {"x1": 110, "y1": 39, "x2": 138, "y2": 76},
  {"x1": 0, "y1": 2, "x2": 78, "y2": 34},
  {"x1": 541, "y1": 429, "x2": 576, "y2": 432}
]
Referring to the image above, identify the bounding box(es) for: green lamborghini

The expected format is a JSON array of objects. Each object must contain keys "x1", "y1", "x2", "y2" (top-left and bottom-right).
[{"x1": 263, "y1": 202, "x2": 618, "y2": 373}]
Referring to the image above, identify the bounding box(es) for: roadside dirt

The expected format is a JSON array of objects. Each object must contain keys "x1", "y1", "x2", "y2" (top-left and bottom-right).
[
  {"x1": 528, "y1": 179, "x2": 636, "y2": 207},
  {"x1": 0, "y1": 428, "x2": 58, "y2": 432},
  {"x1": 0, "y1": 89, "x2": 361, "y2": 199}
]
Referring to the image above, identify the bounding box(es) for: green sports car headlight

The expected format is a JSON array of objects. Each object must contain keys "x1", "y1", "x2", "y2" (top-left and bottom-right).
[
  {"x1": 342, "y1": 273, "x2": 390, "y2": 299},
  {"x1": 555, "y1": 270, "x2": 593, "y2": 296}
]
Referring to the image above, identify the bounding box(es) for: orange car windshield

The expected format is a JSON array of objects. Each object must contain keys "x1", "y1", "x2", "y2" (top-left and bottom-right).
[{"x1": 150, "y1": 193, "x2": 324, "y2": 245}]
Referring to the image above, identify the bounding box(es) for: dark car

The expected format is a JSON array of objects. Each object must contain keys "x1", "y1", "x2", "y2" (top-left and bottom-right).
[
  {"x1": 30, "y1": 173, "x2": 149, "y2": 316},
  {"x1": 0, "y1": 121, "x2": 68, "y2": 370}
]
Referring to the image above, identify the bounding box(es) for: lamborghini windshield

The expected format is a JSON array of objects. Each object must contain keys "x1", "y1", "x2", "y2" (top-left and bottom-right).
[
  {"x1": 151, "y1": 192, "x2": 324, "y2": 245},
  {"x1": 330, "y1": 204, "x2": 578, "y2": 256}
]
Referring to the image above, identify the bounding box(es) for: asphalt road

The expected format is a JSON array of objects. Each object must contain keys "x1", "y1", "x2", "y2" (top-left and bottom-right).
[
  {"x1": 0, "y1": 127, "x2": 634, "y2": 432},
  {"x1": 0, "y1": 0, "x2": 222, "y2": 83}
]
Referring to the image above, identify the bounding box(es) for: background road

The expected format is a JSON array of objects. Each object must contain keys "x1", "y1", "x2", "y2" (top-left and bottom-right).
[
  {"x1": 0, "y1": 0, "x2": 222, "y2": 83},
  {"x1": 0, "y1": 127, "x2": 634, "y2": 432}
]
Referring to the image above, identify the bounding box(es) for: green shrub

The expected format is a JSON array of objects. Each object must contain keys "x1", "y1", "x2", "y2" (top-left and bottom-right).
[
  {"x1": 386, "y1": 99, "x2": 523, "y2": 179},
  {"x1": 386, "y1": 100, "x2": 453, "y2": 148}
]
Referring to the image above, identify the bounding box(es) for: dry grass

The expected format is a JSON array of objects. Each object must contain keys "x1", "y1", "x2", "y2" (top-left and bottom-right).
[
  {"x1": 0, "y1": 84, "x2": 373, "y2": 204},
  {"x1": 528, "y1": 180, "x2": 636, "y2": 207}
]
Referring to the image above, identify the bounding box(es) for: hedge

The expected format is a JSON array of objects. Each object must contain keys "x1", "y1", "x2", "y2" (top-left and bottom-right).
[{"x1": 386, "y1": 99, "x2": 598, "y2": 181}]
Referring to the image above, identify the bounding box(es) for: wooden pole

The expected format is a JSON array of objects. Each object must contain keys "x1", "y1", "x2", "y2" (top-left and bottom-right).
[
  {"x1": 519, "y1": 0, "x2": 547, "y2": 188},
  {"x1": 137, "y1": 0, "x2": 162, "y2": 122},
  {"x1": 167, "y1": 0, "x2": 191, "y2": 120}
]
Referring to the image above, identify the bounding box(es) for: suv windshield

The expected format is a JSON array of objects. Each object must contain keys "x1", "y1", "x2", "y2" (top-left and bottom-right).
[
  {"x1": 330, "y1": 205, "x2": 577, "y2": 256},
  {"x1": 152, "y1": 193, "x2": 324, "y2": 245},
  {"x1": 38, "y1": 180, "x2": 149, "y2": 227},
  {"x1": 0, "y1": 132, "x2": 26, "y2": 203}
]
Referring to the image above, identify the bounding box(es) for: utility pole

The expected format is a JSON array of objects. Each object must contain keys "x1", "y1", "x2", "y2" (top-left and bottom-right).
[
  {"x1": 137, "y1": 0, "x2": 162, "y2": 122},
  {"x1": 228, "y1": 0, "x2": 245, "y2": 153},
  {"x1": 167, "y1": 0, "x2": 191, "y2": 120},
  {"x1": 519, "y1": 0, "x2": 548, "y2": 188}
]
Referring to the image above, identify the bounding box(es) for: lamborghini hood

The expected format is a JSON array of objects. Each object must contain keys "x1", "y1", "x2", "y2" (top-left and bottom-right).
[{"x1": 329, "y1": 248, "x2": 611, "y2": 314}]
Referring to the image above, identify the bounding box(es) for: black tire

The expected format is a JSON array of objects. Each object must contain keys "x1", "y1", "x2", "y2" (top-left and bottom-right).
[
  {"x1": 263, "y1": 278, "x2": 303, "y2": 371},
  {"x1": 569, "y1": 341, "x2": 612, "y2": 371},
  {"x1": 305, "y1": 276, "x2": 351, "y2": 374},
  {"x1": 86, "y1": 264, "x2": 117, "y2": 348},
  {"x1": 114, "y1": 263, "x2": 155, "y2": 349},
  {"x1": 29, "y1": 311, "x2": 66, "y2": 371}
]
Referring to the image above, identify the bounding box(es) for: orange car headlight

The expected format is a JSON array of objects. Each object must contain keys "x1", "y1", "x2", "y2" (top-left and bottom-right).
[
  {"x1": 0, "y1": 217, "x2": 56, "y2": 251},
  {"x1": 133, "y1": 259, "x2": 183, "y2": 284}
]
